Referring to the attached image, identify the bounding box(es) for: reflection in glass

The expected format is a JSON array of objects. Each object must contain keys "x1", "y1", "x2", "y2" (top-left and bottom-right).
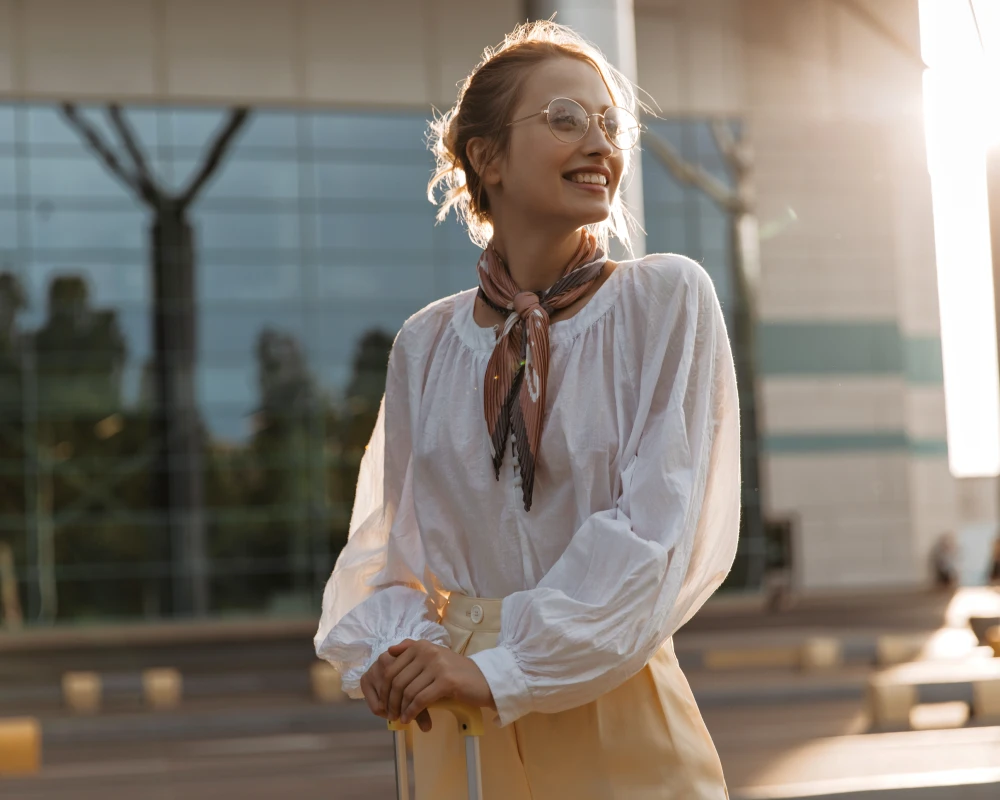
[{"x1": 0, "y1": 102, "x2": 736, "y2": 627}]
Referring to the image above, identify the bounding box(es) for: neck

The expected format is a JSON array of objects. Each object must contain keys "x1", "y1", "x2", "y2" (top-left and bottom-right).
[{"x1": 491, "y1": 225, "x2": 584, "y2": 293}]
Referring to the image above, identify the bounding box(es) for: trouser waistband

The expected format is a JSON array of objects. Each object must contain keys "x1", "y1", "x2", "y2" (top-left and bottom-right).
[{"x1": 441, "y1": 592, "x2": 502, "y2": 634}]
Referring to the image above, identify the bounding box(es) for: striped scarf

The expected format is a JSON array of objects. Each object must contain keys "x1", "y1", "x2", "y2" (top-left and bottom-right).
[{"x1": 477, "y1": 230, "x2": 607, "y2": 511}]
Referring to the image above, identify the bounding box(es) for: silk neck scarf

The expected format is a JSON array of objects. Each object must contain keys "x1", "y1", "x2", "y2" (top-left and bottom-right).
[{"x1": 477, "y1": 230, "x2": 607, "y2": 511}]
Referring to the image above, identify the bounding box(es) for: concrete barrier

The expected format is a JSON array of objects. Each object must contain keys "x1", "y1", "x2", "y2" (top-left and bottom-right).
[
  {"x1": 62, "y1": 671, "x2": 102, "y2": 713},
  {"x1": 677, "y1": 633, "x2": 931, "y2": 672},
  {"x1": 972, "y1": 676, "x2": 1000, "y2": 723},
  {"x1": 143, "y1": 668, "x2": 183, "y2": 710},
  {"x1": 310, "y1": 661, "x2": 347, "y2": 703},
  {"x1": 867, "y1": 659, "x2": 1000, "y2": 730},
  {"x1": 0, "y1": 716, "x2": 41, "y2": 775}
]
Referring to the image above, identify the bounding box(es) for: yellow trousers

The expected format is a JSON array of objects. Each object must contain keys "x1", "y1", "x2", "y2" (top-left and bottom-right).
[{"x1": 412, "y1": 593, "x2": 729, "y2": 799}]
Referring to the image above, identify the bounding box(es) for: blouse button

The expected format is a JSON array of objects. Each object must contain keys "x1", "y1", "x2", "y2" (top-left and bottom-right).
[{"x1": 470, "y1": 604, "x2": 484, "y2": 624}]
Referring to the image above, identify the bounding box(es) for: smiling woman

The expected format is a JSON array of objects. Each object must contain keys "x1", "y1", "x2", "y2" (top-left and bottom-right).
[{"x1": 315, "y1": 19, "x2": 740, "y2": 800}]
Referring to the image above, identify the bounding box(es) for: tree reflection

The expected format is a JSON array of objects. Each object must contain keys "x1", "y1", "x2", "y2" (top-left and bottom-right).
[
  {"x1": 61, "y1": 103, "x2": 249, "y2": 616},
  {"x1": 2, "y1": 103, "x2": 408, "y2": 625},
  {"x1": 0, "y1": 271, "x2": 26, "y2": 621}
]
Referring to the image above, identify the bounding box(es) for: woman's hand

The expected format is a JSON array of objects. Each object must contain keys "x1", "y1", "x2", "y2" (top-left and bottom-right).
[
  {"x1": 359, "y1": 650, "x2": 403, "y2": 724},
  {"x1": 375, "y1": 639, "x2": 496, "y2": 732}
]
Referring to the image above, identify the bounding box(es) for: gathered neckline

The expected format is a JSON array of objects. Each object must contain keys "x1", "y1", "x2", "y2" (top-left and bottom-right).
[{"x1": 451, "y1": 258, "x2": 634, "y2": 353}]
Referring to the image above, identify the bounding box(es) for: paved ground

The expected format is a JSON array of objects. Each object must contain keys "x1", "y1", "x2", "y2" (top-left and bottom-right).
[
  {"x1": 2, "y1": 587, "x2": 1000, "y2": 798},
  {"x1": 2, "y1": 698, "x2": 999, "y2": 799}
]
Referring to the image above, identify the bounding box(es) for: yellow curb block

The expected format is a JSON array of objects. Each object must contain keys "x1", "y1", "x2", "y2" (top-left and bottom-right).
[
  {"x1": 799, "y1": 637, "x2": 844, "y2": 670},
  {"x1": 0, "y1": 717, "x2": 41, "y2": 775},
  {"x1": 867, "y1": 679, "x2": 917, "y2": 728},
  {"x1": 987, "y1": 626, "x2": 1000, "y2": 658},
  {"x1": 973, "y1": 677, "x2": 1000, "y2": 723},
  {"x1": 143, "y1": 668, "x2": 183, "y2": 710},
  {"x1": 702, "y1": 646, "x2": 800, "y2": 670},
  {"x1": 62, "y1": 671, "x2": 101, "y2": 714},
  {"x1": 876, "y1": 634, "x2": 928, "y2": 666},
  {"x1": 311, "y1": 661, "x2": 347, "y2": 703}
]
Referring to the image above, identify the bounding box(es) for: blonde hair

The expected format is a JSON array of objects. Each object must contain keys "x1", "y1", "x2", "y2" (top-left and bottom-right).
[{"x1": 426, "y1": 20, "x2": 640, "y2": 253}]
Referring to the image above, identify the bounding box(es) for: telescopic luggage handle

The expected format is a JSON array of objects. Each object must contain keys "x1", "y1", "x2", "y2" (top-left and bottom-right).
[{"x1": 389, "y1": 701, "x2": 484, "y2": 800}]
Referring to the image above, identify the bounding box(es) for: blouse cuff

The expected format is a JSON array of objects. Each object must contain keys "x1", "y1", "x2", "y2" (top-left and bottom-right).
[
  {"x1": 329, "y1": 618, "x2": 449, "y2": 698},
  {"x1": 469, "y1": 644, "x2": 533, "y2": 727},
  {"x1": 315, "y1": 587, "x2": 450, "y2": 698}
]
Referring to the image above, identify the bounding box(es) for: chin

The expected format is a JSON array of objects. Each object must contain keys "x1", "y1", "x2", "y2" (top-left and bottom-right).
[{"x1": 571, "y1": 205, "x2": 612, "y2": 228}]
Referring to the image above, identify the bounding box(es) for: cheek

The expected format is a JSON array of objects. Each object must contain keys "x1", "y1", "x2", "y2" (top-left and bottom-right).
[{"x1": 506, "y1": 144, "x2": 565, "y2": 198}]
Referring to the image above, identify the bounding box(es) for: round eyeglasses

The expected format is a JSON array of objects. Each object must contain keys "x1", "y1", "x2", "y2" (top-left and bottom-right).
[{"x1": 506, "y1": 97, "x2": 640, "y2": 150}]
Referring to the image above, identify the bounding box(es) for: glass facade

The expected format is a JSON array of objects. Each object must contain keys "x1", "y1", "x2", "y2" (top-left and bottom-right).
[{"x1": 0, "y1": 104, "x2": 749, "y2": 625}]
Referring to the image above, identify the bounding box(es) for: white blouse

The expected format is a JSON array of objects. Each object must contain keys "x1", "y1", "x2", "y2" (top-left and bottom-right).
[{"x1": 314, "y1": 252, "x2": 741, "y2": 728}]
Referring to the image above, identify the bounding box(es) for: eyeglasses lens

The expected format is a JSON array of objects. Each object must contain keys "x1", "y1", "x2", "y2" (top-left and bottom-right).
[{"x1": 546, "y1": 98, "x2": 638, "y2": 149}]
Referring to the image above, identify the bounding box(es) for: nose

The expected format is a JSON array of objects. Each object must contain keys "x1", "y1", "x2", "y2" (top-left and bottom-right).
[{"x1": 582, "y1": 114, "x2": 615, "y2": 158}]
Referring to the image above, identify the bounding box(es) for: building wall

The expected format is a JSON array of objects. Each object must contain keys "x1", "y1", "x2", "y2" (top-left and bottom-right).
[
  {"x1": 635, "y1": 0, "x2": 953, "y2": 588},
  {"x1": 744, "y1": 0, "x2": 950, "y2": 587},
  {"x1": 0, "y1": 0, "x2": 523, "y2": 109},
  {"x1": 0, "y1": 0, "x2": 962, "y2": 591}
]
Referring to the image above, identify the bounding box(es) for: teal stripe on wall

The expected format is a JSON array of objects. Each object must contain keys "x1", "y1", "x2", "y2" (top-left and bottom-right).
[
  {"x1": 905, "y1": 337, "x2": 945, "y2": 384},
  {"x1": 757, "y1": 323, "x2": 943, "y2": 385},
  {"x1": 764, "y1": 432, "x2": 948, "y2": 456}
]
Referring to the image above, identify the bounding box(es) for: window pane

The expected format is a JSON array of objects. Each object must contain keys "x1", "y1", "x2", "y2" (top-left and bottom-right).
[
  {"x1": 171, "y1": 109, "x2": 298, "y2": 152},
  {"x1": 311, "y1": 111, "x2": 428, "y2": 152},
  {"x1": 176, "y1": 156, "x2": 300, "y2": 201},
  {"x1": 0, "y1": 155, "x2": 16, "y2": 198},
  {"x1": 316, "y1": 209, "x2": 434, "y2": 250},
  {"x1": 29, "y1": 206, "x2": 148, "y2": 251},
  {"x1": 312, "y1": 159, "x2": 430, "y2": 202},
  {"x1": 194, "y1": 209, "x2": 300, "y2": 252}
]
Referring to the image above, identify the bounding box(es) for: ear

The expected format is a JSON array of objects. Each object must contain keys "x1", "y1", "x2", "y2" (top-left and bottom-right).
[{"x1": 466, "y1": 137, "x2": 502, "y2": 187}]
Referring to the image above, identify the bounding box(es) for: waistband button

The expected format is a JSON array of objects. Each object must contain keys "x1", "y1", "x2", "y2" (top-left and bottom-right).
[{"x1": 469, "y1": 604, "x2": 484, "y2": 624}]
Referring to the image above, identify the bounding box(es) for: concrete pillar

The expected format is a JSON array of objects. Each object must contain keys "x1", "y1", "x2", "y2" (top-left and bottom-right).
[{"x1": 529, "y1": 0, "x2": 646, "y2": 258}]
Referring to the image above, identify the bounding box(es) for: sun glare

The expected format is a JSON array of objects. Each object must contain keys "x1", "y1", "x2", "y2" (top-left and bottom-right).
[{"x1": 920, "y1": 0, "x2": 1000, "y2": 478}]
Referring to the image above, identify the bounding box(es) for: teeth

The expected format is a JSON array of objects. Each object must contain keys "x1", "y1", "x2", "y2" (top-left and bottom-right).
[{"x1": 568, "y1": 173, "x2": 608, "y2": 186}]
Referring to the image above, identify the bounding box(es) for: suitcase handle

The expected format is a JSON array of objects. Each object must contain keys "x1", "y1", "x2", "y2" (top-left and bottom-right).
[{"x1": 388, "y1": 700, "x2": 484, "y2": 736}]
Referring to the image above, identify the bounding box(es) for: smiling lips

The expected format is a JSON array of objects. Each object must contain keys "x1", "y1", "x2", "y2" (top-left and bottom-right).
[
  {"x1": 568, "y1": 172, "x2": 607, "y2": 185},
  {"x1": 565, "y1": 172, "x2": 609, "y2": 191}
]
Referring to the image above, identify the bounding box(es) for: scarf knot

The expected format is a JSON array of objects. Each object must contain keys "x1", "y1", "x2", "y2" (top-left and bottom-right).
[
  {"x1": 512, "y1": 291, "x2": 543, "y2": 319},
  {"x1": 477, "y1": 230, "x2": 606, "y2": 511}
]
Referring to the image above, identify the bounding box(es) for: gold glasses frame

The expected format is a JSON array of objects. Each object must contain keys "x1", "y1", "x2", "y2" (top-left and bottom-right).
[{"x1": 506, "y1": 97, "x2": 640, "y2": 151}]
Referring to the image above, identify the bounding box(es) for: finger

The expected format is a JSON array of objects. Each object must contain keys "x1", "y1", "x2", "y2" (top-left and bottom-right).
[
  {"x1": 403, "y1": 679, "x2": 447, "y2": 729},
  {"x1": 373, "y1": 652, "x2": 397, "y2": 709},
  {"x1": 366, "y1": 662, "x2": 386, "y2": 715},
  {"x1": 387, "y1": 639, "x2": 417, "y2": 657},
  {"x1": 387, "y1": 660, "x2": 427, "y2": 721},
  {"x1": 381, "y1": 645, "x2": 417, "y2": 693},
  {"x1": 398, "y1": 671, "x2": 435, "y2": 724},
  {"x1": 381, "y1": 649, "x2": 417, "y2": 708},
  {"x1": 415, "y1": 708, "x2": 433, "y2": 733},
  {"x1": 360, "y1": 675, "x2": 384, "y2": 718}
]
